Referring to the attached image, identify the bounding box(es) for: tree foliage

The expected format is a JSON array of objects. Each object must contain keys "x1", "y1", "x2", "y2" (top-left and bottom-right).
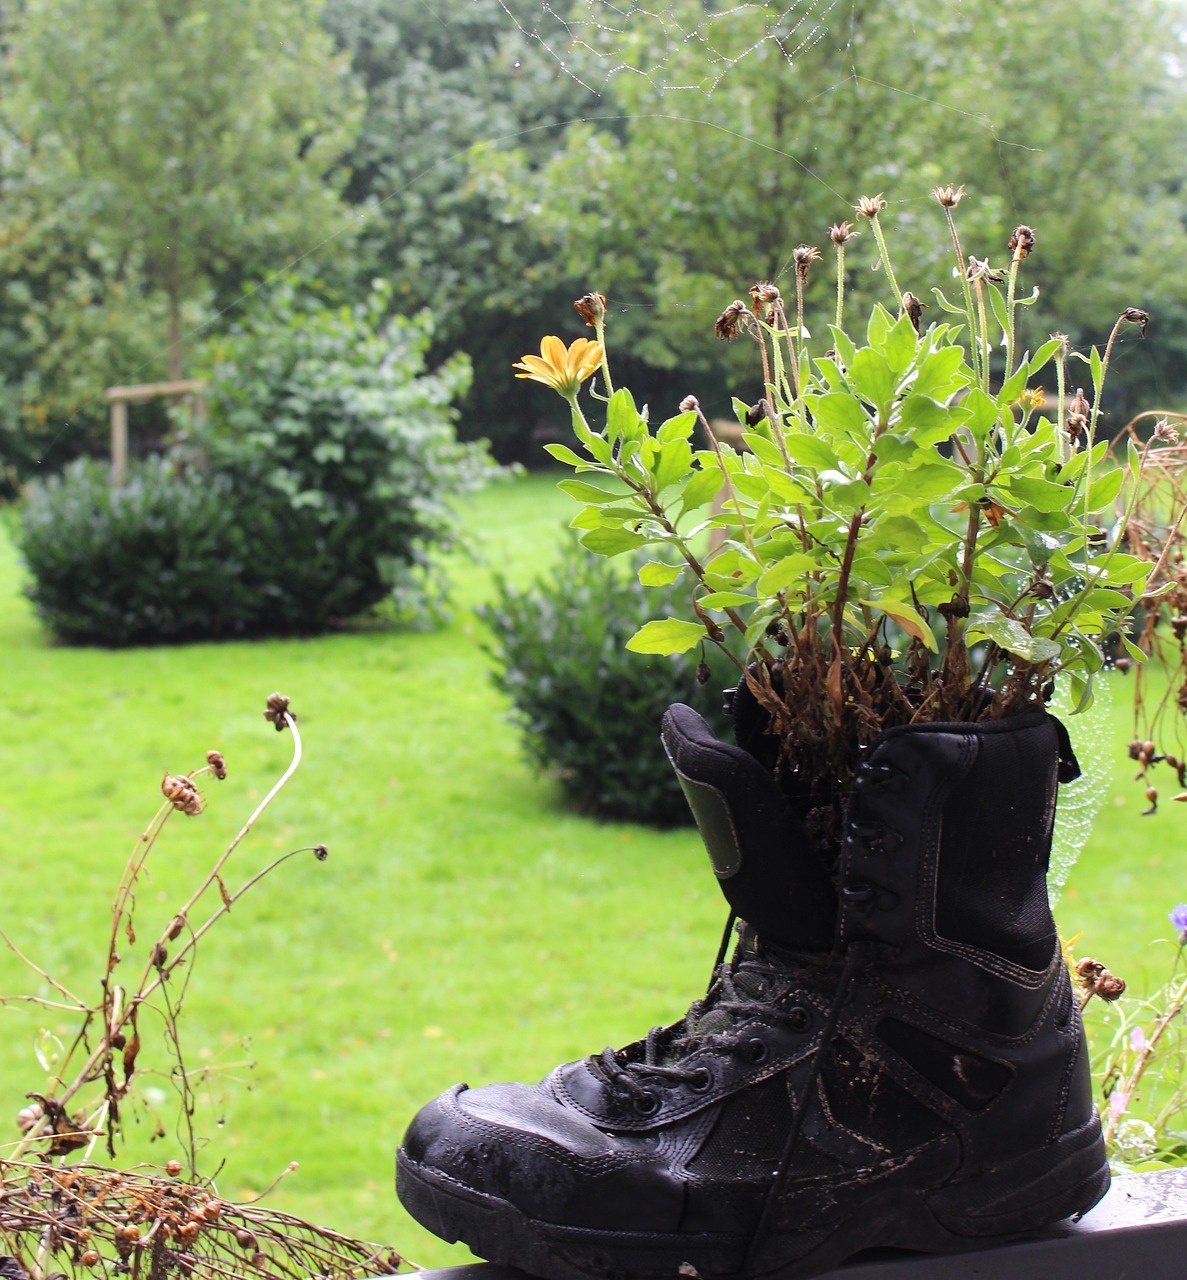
[
  {"x1": 491, "y1": 0, "x2": 1187, "y2": 421},
  {"x1": 0, "y1": 0, "x2": 364, "y2": 483},
  {"x1": 320, "y1": 0, "x2": 603, "y2": 458}
]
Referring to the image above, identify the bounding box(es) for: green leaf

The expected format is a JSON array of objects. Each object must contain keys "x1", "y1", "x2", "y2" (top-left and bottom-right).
[
  {"x1": 1028, "y1": 338, "x2": 1065, "y2": 377},
  {"x1": 849, "y1": 348, "x2": 896, "y2": 414},
  {"x1": 866, "y1": 598, "x2": 937, "y2": 650},
  {"x1": 962, "y1": 388, "x2": 1000, "y2": 441},
  {"x1": 626, "y1": 617, "x2": 706, "y2": 655},
  {"x1": 866, "y1": 303, "x2": 895, "y2": 351},
  {"x1": 606, "y1": 388, "x2": 643, "y2": 445},
  {"x1": 1007, "y1": 474, "x2": 1074, "y2": 512},
  {"x1": 743, "y1": 431, "x2": 784, "y2": 467},
  {"x1": 968, "y1": 611, "x2": 1062, "y2": 663},
  {"x1": 579, "y1": 526, "x2": 648, "y2": 556},
  {"x1": 931, "y1": 287, "x2": 969, "y2": 316},
  {"x1": 828, "y1": 325, "x2": 858, "y2": 370},
  {"x1": 638, "y1": 560, "x2": 683, "y2": 586},
  {"x1": 757, "y1": 553, "x2": 815, "y2": 596},
  {"x1": 544, "y1": 442, "x2": 592, "y2": 468},
  {"x1": 657, "y1": 411, "x2": 697, "y2": 444},
  {"x1": 996, "y1": 363, "x2": 1028, "y2": 407},
  {"x1": 898, "y1": 394, "x2": 957, "y2": 444},
  {"x1": 699, "y1": 590, "x2": 753, "y2": 609},
  {"x1": 654, "y1": 438, "x2": 694, "y2": 491},
  {"x1": 557, "y1": 478, "x2": 627, "y2": 504},
  {"x1": 810, "y1": 392, "x2": 869, "y2": 438},
  {"x1": 912, "y1": 346, "x2": 966, "y2": 399},
  {"x1": 987, "y1": 282, "x2": 1010, "y2": 344},
  {"x1": 783, "y1": 434, "x2": 839, "y2": 469},
  {"x1": 883, "y1": 314, "x2": 920, "y2": 375},
  {"x1": 1087, "y1": 466, "x2": 1124, "y2": 511},
  {"x1": 681, "y1": 465, "x2": 724, "y2": 511}
]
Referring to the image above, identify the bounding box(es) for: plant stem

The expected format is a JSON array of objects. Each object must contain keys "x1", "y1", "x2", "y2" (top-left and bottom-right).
[{"x1": 869, "y1": 210, "x2": 902, "y2": 308}]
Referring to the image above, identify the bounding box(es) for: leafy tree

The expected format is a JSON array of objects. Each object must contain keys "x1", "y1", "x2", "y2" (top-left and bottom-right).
[
  {"x1": 492, "y1": 0, "x2": 1187, "y2": 420},
  {"x1": 321, "y1": 0, "x2": 606, "y2": 459},
  {"x1": 0, "y1": 0, "x2": 364, "y2": 482}
]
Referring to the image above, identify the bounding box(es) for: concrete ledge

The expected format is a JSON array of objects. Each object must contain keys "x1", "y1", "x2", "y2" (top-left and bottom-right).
[{"x1": 409, "y1": 1169, "x2": 1187, "y2": 1279}]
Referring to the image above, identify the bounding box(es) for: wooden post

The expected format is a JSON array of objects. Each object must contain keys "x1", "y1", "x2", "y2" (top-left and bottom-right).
[
  {"x1": 111, "y1": 399, "x2": 129, "y2": 487},
  {"x1": 104, "y1": 379, "x2": 207, "y2": 486}
]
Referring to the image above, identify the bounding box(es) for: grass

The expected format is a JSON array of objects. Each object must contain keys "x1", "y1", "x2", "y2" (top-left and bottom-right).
[{"x1": 0, "y1": 469, "x2": 1185, "y2": 1267}]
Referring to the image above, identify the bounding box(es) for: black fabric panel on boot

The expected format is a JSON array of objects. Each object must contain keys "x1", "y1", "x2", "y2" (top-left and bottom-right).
[
  {"x1": 933, "y1": 715, "x2": 1059, "y2": 971},
  {"x1": 661, "y1": 704, "x2": 836, "y2": 951}
]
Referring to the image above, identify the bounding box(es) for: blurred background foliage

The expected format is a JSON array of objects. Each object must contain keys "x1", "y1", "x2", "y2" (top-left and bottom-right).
[{"x1": 0, "y1": 0, "x2": 1185, "y2": 481}]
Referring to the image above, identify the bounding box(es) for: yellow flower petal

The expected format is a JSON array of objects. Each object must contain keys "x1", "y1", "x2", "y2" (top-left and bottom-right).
[{"x1": 513, "y1": 335, "x2": 605, "y2": 399}]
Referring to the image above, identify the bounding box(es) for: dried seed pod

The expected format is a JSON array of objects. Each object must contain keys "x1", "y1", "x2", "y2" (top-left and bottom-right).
[
  {"x1": 80, "y1": 1252, "x2": 99, "y2": 1268},
  {"x1": 205, "y1": 750, "x2": 228, "y2": 780},
  {"x1": 236, "y1": 1230, "x2": 258, "y2": 1251},
  {"x1": 1096, "y1": 971, "x2": 1127, "y2": 1001},
  {"x1": 165, "y1": 915, "x2": 185, "y2": 941},
  {"x1": 165, "y1": 1160, "x2": 182, "y2": 1177}
]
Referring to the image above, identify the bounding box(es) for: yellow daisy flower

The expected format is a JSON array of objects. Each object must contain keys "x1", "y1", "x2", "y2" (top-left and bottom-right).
[{"x1": 513, "y1": 335, "x2": 604, "y2": 399}]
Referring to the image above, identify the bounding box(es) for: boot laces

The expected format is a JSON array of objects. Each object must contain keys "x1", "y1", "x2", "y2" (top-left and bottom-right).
[{"x1": 596, "y1": 928, "x2": 817, "y2": 1105}]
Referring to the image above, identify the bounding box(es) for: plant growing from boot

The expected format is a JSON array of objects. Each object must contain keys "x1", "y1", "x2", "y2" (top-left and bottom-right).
[
  {"x1": 520, "y1": 196, "x2": 1187, "y2": 850},
  {"x1": 0, "y1": 693, "x2": 408, "y2": 1280}
]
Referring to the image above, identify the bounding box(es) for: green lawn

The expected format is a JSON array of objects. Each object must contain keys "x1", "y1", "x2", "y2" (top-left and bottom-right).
[{"x1": 0, "y1": 471, "x2": 1184, "y2": 1268}]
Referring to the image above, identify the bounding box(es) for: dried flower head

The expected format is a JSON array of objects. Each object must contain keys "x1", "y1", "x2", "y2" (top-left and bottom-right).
[
  {"x1": 1122, "y1": 307, "x2": 1150, "y2": 337},
  {"x1": 932, "y1": 184, "x2": 965, "y2": 209},
  {"x1": 1065, "y1": 387, "x2": 1091, "y2": 448},
  {"x1": 513, "y1": 336, "x2": 604, "y2": 399},
  {"x1": 1154, "y1": 418, "x2": 1181, "y2": 444},
  {"x1": 749, "y1": 280, "x2": 782, "y2": 320},
  {"x1": 899, "y1": 291, "x2": 927, "y2": 333},
  {"x1": 161, "y1": 773, "x2": 204, "y2": 816},
  {"x1": 573, "y1": 292, "x2": 607, "y2": 328},
  {"x1": 314, "y1": 843, "x2": 329, "y2": 861},
  {"x1": 792, "y1": 244, "x2": 822, "y2": 279},
  {"x1": 965, "y1": 255, "x2": 1006, "y2": 284},
  {"x1": 205, "y1": 749, "x2": 227, "y2": 780},
  {"x1": 828, "y1": 220, "x2": 858, "y2": 246},
  {"x1": 715, "y1": 299, "x2": 750, "y2": 342},
  {"x1": 1075, "y1": 956, "x2": 1126, "y2": 1002},
  {"x1": 1008, "y1": 225, "x2": 1036, "y2": 258},
  {"x1": 854, "y1": 193, "x2": 886, "y2": 220},
  {"x1": 679, "y1": 395, "x2": 700, "y2": 413},
  {"x1": 264, "y1": 692, "x2": 294, "y2": 731}
]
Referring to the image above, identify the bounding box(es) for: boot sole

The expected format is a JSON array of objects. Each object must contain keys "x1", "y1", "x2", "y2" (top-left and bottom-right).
[{"x1": 396, "y1": 1115, "x2": 1109, "y2": 1280}]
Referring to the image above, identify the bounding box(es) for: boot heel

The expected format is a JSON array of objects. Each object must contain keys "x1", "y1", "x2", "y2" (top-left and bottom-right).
[{"x1": 927, "y1": 1114, "x2": 1110, "y2": 1238}]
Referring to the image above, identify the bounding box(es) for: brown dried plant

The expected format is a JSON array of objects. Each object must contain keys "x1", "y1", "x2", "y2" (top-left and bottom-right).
[
  {"x1": 1110, "y1": 413, "x2": 1187, "y2": 813},
  {"x1": 0, "y1": 694, "x2": 409, "y2": 1280}
]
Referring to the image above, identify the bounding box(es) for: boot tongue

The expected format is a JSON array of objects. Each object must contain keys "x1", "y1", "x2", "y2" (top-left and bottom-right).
[{"x1": 661, "y1": 704, "x2": 836, "y2": 952}]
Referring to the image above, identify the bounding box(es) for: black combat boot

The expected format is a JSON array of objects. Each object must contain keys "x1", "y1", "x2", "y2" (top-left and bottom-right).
[{"x1": 396, "y1": 694, "x2": 1109, "y2": 1280}]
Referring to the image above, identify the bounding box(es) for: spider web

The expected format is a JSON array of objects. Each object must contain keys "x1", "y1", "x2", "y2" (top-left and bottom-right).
[
  {"x1": 496, "y1": 0, "x2": 843, "y2": 96},
  {"x1": 1048, "y1": 674, "x2": 1113, "y2": 906}
]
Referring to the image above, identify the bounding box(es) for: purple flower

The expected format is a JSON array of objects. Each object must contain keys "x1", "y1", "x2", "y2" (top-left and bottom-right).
[{"x1": 1170, "y1": 904, "x2": 1187, "y2": 945}]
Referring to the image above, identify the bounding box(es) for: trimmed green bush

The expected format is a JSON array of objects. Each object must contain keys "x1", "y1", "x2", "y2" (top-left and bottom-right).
[
  {"x1": 19, "y1": 457, "x2": 256, "y2": 643},
  {"x1": 480, "y1": 541, "x2": 738, "y2": 825},
  {"x1": 18, "y1": 281, "x2": 497, "y2": 644}
]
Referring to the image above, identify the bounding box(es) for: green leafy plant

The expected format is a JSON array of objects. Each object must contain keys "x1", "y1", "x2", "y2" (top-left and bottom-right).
[
  {"x1": 519, "y1": 198, "x2": 1187, "y2": 850},
  {"x1": 480, "y1": 541, "x2": 738, "y2": 825},
  {"x1": 18, "y1": 281, "x2": 498, "y2": 645},
  {"x1": 191, "y1": 278, "x2": 497, "y2": 617},
  {"x1": 19, "y1": 457, "x2": 257, "y2": 644}
]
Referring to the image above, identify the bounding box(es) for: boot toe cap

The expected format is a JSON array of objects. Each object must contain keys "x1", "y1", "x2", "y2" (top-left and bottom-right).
[{"x1": 400, "y1": 1080, "x2": 683, "y2": 1231}]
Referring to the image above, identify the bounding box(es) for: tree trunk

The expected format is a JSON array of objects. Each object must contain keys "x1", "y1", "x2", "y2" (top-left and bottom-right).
[{"x1": 167, "y1": 244, "x2": 182, "y2": 382}]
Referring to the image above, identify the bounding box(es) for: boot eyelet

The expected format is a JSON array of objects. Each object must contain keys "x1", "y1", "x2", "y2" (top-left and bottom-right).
[
  {"x1": 787, "y1": 1006, "x2": 812, "y2": 1033},
  {"x1": 634, "y1": 1092, "x2": 661, "y2": 1116},
  {"x1": 688, "y1": 1067, "x2": 714, "y2": 1092},
  {"x1": 745, "y1": 1038, "x2": 769, "y2": 1064}
]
